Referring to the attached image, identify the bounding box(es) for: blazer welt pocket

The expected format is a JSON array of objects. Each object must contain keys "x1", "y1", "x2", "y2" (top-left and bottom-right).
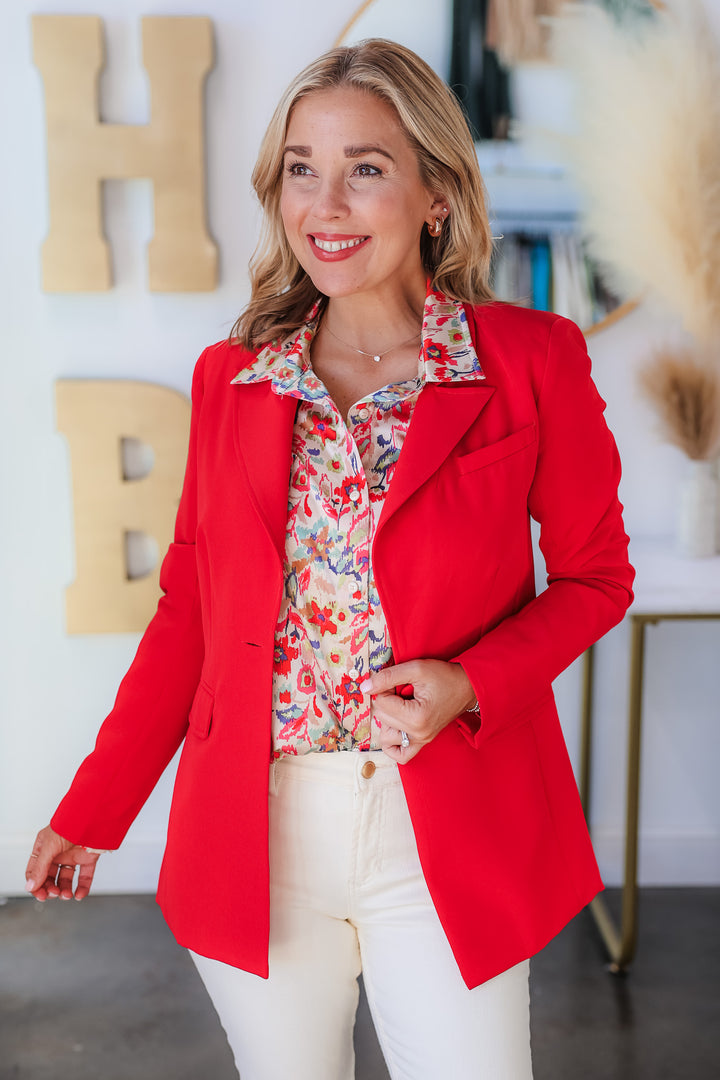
[
  {"x1": 457, "y1": 423, "x2": 537, "y2": 475},
  {"x1": 188, "y1": 680, "x2": 214, "y2": 740}
]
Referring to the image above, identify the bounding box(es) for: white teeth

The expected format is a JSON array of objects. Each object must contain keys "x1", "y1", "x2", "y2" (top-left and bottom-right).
[{"x1": 313, "y1": 236, "x2": 366, "y2": 252}]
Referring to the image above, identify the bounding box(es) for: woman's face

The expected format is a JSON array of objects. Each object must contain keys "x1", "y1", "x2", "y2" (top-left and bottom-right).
[{"x1": 280, "y1": 86, "x2": 443, "y2": 305}]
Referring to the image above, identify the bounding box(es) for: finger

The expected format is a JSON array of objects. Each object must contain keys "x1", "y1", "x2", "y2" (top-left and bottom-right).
[
  {"x1": 26, "y1": 828, "x2": 70, "y2": 901},
  {"x1": 25, "y1": 837, "x2": 53, "y2": 899},
  {"x1": 45, "y1": 859, "x2": 62, "y2": 899},
  {"x1": 379, "y1": 722, "x2": 417, "y2": 756},
  {"x1": 29, "y1": 861, "x2": 61, "y2": 901},
  {"x1": 380, "y1": 725, "x2": 406, "y2": 758},
  {"x1": 381, "y1": 740, "x2": 420, "y2": 764},
  {"x1": 56, "y1": 862, "x2": 77, "y2": 900},
  {"x1": 74, "y1": 859, "x2": 98, "y2": 901},
  {"x1": 382, "y1": 743, "x2": 403, "y2": 763},
  {"x1": 369, "y1": 662, "x2": 421, "y2": 696},
  {"x1": 378, "y1": 723, "x2": 402, "y2": 749},
  {"x1": 371, "y1": 692, "x2": 414, "y2": 728}
]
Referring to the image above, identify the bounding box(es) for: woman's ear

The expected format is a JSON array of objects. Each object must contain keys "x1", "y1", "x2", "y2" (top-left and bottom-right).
[
  {"x1": 426, "y1": 196, "x2": 450, "y2": 233},
  {"x1": 429, "y1": 194, "x2": 449, "y2": 217}
]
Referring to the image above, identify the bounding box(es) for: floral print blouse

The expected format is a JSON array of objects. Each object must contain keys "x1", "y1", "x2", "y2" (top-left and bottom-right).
[{"x1": 231, "y1": 289, "x2": 485, "y2": 757}]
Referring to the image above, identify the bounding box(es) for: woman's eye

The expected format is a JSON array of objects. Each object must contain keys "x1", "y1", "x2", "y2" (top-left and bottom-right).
[
  {"x1": 286, "y1": 161, "x2": 312, "y2": 177},
  {"x1": 354, "y1": 163, "x2": 381, "y2": 178}
]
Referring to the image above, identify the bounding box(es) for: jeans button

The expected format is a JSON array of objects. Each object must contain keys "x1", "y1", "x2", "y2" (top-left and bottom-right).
[{"x1": 361, "y1": 760, "x2": 376, "y2": 779}]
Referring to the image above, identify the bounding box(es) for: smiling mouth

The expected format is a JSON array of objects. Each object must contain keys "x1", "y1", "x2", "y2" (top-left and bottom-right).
[{"x1": 311, "y1": 235, "x2": 369, "y2": 253}]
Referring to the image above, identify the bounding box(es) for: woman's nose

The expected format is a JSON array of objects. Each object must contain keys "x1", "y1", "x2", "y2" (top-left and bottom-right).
[{"x1": 312, "y1": 177, "x2": 349, "y2": 220}]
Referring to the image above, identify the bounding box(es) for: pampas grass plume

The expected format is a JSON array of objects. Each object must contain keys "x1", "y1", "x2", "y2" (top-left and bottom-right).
[
  {"x1": 638, "y1": 347, "x2": 720, "y2": 460},
  {"x1": 550, "y1": 1, "x2": 720, "y2": 343}
]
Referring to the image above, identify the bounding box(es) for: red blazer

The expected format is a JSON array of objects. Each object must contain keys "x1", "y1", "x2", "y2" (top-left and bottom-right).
[{"x1": 52, "y1": 301, "x2": 634, "y2": 989}]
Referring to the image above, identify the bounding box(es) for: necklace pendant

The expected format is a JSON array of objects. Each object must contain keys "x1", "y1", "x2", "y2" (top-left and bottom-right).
[{"x1": 373, "y1": 354, "x2": 381, "y2": 363}]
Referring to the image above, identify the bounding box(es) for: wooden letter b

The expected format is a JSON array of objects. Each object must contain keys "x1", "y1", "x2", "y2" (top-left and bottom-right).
[{"x1": 56, "y1": 380, "x2": 191, "y2": 633}]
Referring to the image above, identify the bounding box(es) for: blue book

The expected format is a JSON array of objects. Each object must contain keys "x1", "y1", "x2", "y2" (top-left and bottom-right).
[{"x1": 530, "y1": 239, "x2": 551, "y2": 311}]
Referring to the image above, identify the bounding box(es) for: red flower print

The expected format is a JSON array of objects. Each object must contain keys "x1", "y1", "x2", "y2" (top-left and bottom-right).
[
  {"x1": 273, "y1": 639, "x2": 299, "y2": 676},
  {"x1": 308, "y1": 413, "x2": 337, "y2": 445},
  {"x1": 279, "y1": 690, "x2": 291, "y2": 704},
  {"x1": 338, "y1": 674, "x2": 364, "y2": 706},
  {"x1": 330, "y1": 653, "x2": 340, "y2": 664},
  {"x1": 308, "y1": 600, "x2": 337, "y2": 635},
  {"x1": 292, "y1": 466, "x2": 310, "y2": 492},
  {"x1": 337, "y1": 477, "x2": 364, "y2": 508},
  {"x1": 297, "y1": 665, "x2": 316, "y2": 694},
  {"x1": 423, "y1": 340, "x2": 451, "y2": 365}
]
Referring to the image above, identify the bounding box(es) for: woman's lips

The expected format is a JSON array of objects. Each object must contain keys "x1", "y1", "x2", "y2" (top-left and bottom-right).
[{"x1": 309, "y1": 234, "x2": 370, "y2": 261}]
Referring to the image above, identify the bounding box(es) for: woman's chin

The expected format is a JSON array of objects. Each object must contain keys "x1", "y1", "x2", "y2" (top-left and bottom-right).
[{"x1": 304, "y1": 269, "x2": 367, "y2": 300}]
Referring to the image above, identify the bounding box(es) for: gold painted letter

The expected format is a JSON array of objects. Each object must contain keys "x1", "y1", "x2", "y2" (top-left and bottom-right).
[
  {"x1": 56, "y1": 380, "x2": 191, "y2": 633},
  {"x1": 33, "y1": 16, "x2": 217, "y2": 291}
]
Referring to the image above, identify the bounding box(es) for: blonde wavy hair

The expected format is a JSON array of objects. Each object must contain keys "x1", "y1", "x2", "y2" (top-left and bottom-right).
[{"x1": 231, "y1": 38, "x2": 496, "y2": 350}]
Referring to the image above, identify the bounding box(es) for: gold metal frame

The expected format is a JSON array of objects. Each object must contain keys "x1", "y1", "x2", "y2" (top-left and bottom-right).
[
  {"x1": 334, "y1": 0, "x2": 377, "y2": 46},
  {"x1": 581, "y1": 610, "x2": 720, "y2": 973}
]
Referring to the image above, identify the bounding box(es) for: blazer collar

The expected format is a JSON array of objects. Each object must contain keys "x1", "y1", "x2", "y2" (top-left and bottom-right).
[{"x1": 231, "y1": 291, "x2": 499, "y2": 563}]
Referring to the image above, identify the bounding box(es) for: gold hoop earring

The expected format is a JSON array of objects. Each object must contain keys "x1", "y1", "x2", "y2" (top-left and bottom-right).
[{"x1": 428, "y1": 217, "x2": 443, "y2": 237}]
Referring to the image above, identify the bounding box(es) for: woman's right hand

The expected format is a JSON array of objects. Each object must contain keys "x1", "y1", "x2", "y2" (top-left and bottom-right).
[{"x1": 25, "y1": 826, "x2": 101, "y2": 902}]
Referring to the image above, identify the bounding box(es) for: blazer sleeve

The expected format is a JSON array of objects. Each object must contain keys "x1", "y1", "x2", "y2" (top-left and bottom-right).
[
  {"x1": 453, "y1": 315, "x2": 635, "y2": 747},
  {"x1": 50, "y1": 350, "x2": 208, "y2": 849}
]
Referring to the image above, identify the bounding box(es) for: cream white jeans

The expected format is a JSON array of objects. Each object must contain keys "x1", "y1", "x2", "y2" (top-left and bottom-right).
[{"x1": 190, "y1": 750, "x2": 532, "y2": 1080}]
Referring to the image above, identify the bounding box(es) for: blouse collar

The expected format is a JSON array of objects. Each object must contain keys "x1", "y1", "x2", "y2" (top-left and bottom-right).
[{"x1": 231, "y1": 285, "x2": 485, "y2": 395}]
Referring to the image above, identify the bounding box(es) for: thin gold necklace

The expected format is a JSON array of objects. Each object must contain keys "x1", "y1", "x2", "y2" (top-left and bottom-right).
[{"x1": 322, "y1": 320, "x2": 421, "y2": 363}]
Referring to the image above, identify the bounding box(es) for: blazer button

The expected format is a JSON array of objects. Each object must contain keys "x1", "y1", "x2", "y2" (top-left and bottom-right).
[{"x1": 361, "y1": 760, "x2": 376, "y2": 779}]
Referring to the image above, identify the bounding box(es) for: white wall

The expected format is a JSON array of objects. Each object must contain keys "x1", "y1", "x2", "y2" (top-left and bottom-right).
[{"x1": 1, "y1": 0, "x2": 718, "y2": 897}]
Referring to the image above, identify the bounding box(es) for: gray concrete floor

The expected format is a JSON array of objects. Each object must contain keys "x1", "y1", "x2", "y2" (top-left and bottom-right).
[{"x1": 0, "y1": 888, "x2": 718, "y2": 1078}]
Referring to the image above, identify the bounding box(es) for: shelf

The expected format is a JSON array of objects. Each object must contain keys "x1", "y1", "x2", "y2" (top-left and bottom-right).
[{"x1": 477, "y1": 138, "x2": 585, "y2": 236}]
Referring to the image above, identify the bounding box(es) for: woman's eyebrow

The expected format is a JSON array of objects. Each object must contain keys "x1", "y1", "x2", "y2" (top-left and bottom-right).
[
  {"x1": 345, "y1": 144, "x2": 395, "y2": 162},
  {"x1": 282, "y1": 144, "x2": 395, "y2": 162}
]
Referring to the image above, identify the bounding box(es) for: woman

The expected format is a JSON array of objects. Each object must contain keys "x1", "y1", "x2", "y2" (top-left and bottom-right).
[{"x1": 26, "y1": 39, "x2": 634, "y2": 1079}]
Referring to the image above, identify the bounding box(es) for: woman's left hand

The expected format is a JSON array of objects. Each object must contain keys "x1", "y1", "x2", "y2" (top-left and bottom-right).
[{"x1": 369, "y1": 660, "x2": 477, "y2": 763}]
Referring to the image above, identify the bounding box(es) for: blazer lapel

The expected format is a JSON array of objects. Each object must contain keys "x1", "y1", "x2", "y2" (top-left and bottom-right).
[
  {"x1": 232, "y1": 381, "x2": 297, "y2": 565},
  {"x1": 231, "y1": 361, "x2": 495, "y2": 557},
  {"x1": 376, "y1": 382, "x2": 496, "y2": 536}
]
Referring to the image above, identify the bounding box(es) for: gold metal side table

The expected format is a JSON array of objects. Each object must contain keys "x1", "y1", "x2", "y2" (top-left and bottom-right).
[{"x1": 578, "y1": 537, "x2": 720, "y2": 973}]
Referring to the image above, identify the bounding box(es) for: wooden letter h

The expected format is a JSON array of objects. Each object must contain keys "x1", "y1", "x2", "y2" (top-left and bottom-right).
[{"x1": 32, "y1": 16, "x2": 217, "y2": 292}]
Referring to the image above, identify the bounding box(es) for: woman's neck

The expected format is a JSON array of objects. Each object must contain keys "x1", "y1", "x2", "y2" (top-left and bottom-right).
[{"x1": 322, "y1": 281, "x2": 426, "y2": 356}]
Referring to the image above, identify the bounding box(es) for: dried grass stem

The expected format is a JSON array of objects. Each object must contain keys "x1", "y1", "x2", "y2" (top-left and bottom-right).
[{"x1": 638, "y1": 348, "x2": 720, "y2": 460}]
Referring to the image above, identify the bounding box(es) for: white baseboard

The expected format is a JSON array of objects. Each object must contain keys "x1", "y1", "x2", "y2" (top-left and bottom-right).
[
  {"x1": 592, "y1": 828, "x2": 720, "y2": 886},
  {"x1": 2, "y1": 830, "x2": 719, "y2": 897}
]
